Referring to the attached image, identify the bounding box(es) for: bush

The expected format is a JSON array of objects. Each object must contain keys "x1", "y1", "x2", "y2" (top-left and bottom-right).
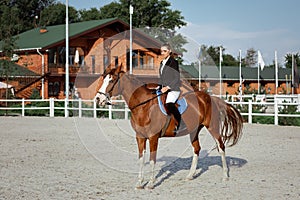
[{"x1": 278, "y1": 104, "x2": 300, "y2": 126}]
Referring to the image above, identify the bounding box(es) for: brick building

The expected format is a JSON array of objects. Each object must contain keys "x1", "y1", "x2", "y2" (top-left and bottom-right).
[
  {"x1": 182, "y1": 65, "x2": 299, "y2": 95},
  {"x1": 0, "y1": 18, "x2": 162, "y2": 99}
]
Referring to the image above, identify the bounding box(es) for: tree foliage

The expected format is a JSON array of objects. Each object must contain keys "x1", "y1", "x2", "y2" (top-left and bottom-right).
[
  {"x1": 245, "y1": 48, "x2": 257, "y2": 67},
  {"x1": 284, "y1": 53, "x2": 300, "y2": 68},
  {"x1": 0, "y1": 0, "x2": 54, "y2": 35},
  {"x1": 87, "y1": 0, "x2": 187, "y2": 53},
  {"x1": 94, "y1": 0, "x2": 186, "y2": 30},
  {"x1": 39, "y1": 2, "x2": 79, "y2": 26}
]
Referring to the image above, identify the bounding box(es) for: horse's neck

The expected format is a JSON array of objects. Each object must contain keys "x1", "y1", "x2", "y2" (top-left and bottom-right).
[{"x1": 120, "y1": 74, "x2": 147, "y2": 107}]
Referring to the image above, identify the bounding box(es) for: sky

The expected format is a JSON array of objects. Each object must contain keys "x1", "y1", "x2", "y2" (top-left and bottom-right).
[{"x1": 60, "y1": 0, "x2": 300, "y2": 66}]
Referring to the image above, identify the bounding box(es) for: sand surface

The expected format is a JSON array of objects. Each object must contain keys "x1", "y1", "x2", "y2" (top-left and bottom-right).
[{"x1": 0, "y1": 117, "x2": 299, "y2": 200}]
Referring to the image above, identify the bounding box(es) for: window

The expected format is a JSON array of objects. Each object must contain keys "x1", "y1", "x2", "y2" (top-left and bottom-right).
[
  {"x1": 48, "y1": 47, "x2": 85, "y2": 66},
  {"x1": 127, "y1": 50, "x2": 154, "y2": 69},
  {"x1": 91, "y1": 55, "x2": 95, "y2": 74},
  {"x1": 48, "y1": 81, "x2": 60, "y2": 96},
  {"x1": 103, "y1": 54, "x2": 108, "y2": 68},
  {"x1": 114, "y1": 56, "x2": 118, "y2": 67}
]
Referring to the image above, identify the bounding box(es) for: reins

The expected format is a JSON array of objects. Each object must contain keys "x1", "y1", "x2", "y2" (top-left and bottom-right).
[{"x1": 130, "y1": 91, "x2": 163, "y2": 110}]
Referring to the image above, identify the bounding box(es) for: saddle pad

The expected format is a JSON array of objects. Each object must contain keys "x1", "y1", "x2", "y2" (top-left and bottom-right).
[{"x1": 156, "y1": 90, "x2": 188, "y2": 115}]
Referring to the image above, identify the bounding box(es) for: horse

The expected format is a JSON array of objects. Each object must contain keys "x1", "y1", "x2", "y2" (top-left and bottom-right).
[{"x1": 95, "y1": 64, "x2": 243, "y2": 189}]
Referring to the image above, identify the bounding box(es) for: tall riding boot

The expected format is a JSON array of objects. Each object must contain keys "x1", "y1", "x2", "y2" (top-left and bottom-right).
[{"x1": 166, "y1": 103, "x2": 181, "y2": 130}]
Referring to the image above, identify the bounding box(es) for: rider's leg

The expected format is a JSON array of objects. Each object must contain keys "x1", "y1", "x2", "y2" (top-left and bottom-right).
[
  {"x1": 165, "y1": 90, "x2": 181, "y2": 130},
  {"x1": 166, "y1": 102, "x2": 181, "y2": 128}
]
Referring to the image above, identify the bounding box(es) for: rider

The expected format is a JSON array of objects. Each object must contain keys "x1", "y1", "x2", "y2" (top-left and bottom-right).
[{"x1": 158, "y1": 43, "x2": 182, "y2": 131}]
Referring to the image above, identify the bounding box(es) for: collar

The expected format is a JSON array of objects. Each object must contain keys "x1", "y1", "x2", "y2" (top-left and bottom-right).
[{"x1": 162, "y1": 56, "x2": 170, "y2": 65}]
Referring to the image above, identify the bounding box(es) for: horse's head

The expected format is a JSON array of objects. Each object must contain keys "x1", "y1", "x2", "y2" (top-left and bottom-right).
[
  {"x1": 95, "y1": 74, "x2": 113, "y2": 106},
  {"x1": 95, "y1": 64, "x2": 125, "y2": 107}
]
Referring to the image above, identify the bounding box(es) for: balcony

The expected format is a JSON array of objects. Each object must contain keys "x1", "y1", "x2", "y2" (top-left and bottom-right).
[{"x1": 48, "y1": 64, "x2": 89, "y2": 75}]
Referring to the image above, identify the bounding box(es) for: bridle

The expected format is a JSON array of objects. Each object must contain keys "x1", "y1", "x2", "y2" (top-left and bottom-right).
[
  {"x1": 96, "y1": 91, "x2": 111, "y2": 105},
  {"x1": 106, "y1": 73, "x2": 122, "y2": 95}
]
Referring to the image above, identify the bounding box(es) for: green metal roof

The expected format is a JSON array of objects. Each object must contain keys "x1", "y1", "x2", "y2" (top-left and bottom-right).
[
  {"x1": 0, "y1": 18, "x2": 121, "y2": 51},
  {"x1": 0, "y1": 60, "x2": 40, "y2": 77},
  {"x1": 180, "y1": 65, "x2": 299, "y2": 82}
]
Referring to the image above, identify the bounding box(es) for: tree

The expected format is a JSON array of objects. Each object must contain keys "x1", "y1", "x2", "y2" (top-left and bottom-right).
[
  {"x1": 39, "y1": 2, "x2": 80, "y2": 26},
  {"x1": 222, "y1": 54, "x2": 239, "y2": 66},
  {"x1": 79, "y1": 7, "x2": 102, "y2": 21},
  {"x1": 284, "y1": 53, "x2": 300, "y2": 68},
  {"x1": 97, "y1": 0, "x2": 186, "y2": 29},
  {"x1": 245, "y1": 48, "x2": 257, "y2": 67},
  {"x1": 0, "y1": 3, "x2": 19, "y2": 104},
  {"x1": 96, "y1": 0, "x2": 187, "y2": 54},
  {"x1": 0, "y1": 0, "x2": 55, "y2": 34}
]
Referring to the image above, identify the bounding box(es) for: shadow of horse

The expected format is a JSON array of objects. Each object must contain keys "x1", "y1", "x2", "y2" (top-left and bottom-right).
[{"x1": 153, "y1": 153, "x2": 247, "y2": 187}]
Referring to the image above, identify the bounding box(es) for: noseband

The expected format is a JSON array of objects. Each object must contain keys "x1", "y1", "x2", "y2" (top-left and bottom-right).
[{"x1": 97, "y1": 91, "x2": 111, "y2": 105}]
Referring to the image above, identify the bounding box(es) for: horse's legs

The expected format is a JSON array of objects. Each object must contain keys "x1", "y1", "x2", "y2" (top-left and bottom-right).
[
  {"x1": 136, "y1": 137, "x2": 147, "y2": 189},
  {"x1": 146, "y1": 133, "x2": 159, "y2": 189},
  {"x1": 208, "y1": 127, "x2": 229, "y2": 181},
  {"x1": 215, "y1": 136, "x2": 229, "y2": 181},
  {"x1": 186, "y1": 129, "x2": 202, "y2": 180}
]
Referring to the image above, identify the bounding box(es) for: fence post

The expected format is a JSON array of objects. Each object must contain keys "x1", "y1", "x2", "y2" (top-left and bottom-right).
[
  {"x1": 22, "y1": 98, "x2": 25, "y2": 117},
  {"x1": 274, "y1": 99, "x2": 278, "y2": 125},
  {"x1": 79, "y1": 98, "x2": 82, "y2": 118},
  {"x1": 125, "y1": 103, "x2": 129, "y2": 120},
  {"x1": 298, "y1": 94, "x2": 300, "y2": 112},
  {"x1": 248, "y1": 100, "x2": 252, "y2": 124},
  {"x1": 109, "y1": 104, "x2": 112, "y2": 120},
  {"x1": 64, "y1": 98, "x2": 68, "y2": 118},
  {"x1": 93, "y1": 99, "x2": 97, "y2": 118},
  {"x1": 49, "y1": 98, "x2": 54, "y2": 117}
]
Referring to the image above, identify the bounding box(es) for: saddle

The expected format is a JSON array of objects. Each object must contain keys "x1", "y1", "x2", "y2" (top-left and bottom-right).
[{"x1": 156, "y1": 90, "x2": 188, "y2": 115}]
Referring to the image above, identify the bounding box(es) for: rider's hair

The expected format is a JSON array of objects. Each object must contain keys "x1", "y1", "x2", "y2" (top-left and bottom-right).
[{"x1": 161, "y1": 43, "x2": 173, "y2": 56}]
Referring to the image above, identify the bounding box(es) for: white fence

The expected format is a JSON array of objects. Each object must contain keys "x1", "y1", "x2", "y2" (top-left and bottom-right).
[{"x1": 0, "y1": 95, "x2": 300, "y2": 126}]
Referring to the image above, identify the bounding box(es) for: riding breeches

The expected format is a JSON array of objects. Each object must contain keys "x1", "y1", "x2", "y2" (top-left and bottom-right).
[{"x1": 166, "y1": 91, "x2": 180, "y2": 103}]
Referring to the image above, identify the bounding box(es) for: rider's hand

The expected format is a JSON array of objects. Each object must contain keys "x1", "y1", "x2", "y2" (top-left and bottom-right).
[{"x1": 161, "y1": 86, "x2": 170, "y2": 93}]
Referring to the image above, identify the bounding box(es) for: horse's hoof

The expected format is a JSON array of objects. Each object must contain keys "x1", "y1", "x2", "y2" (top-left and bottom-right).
[
  {"x1": 146, "y1": 185, "x2": 154, "y2": 190},
  {"x1": 186, "y1": 172, "x2": 195, "y2": 180},
  {"x1": 146, "y1": 180, "x2": 155, "y2": 190},
  {"x1": 135, "y1": 185, "x2": 144, "y2": 190},
  {"x1": 222, "y1": 177, "x2": 229, "y2": 181},
  {"x1": 186, "y1": 175, "x2": 194, "y2": 181},
  {"x1": 135, "y1": 181, "x2": 144, "y2": 189}
]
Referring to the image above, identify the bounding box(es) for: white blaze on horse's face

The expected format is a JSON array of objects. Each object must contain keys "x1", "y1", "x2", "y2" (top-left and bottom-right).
[{"x1": 95, "y1": 74, "x2": 112, "y2": 106}]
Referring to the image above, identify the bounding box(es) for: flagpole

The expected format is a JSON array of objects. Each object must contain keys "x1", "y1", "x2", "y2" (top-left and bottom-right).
[
  {"x1": 198, "y1": 47, "x2": 201, "y2": 91},
  {"x1": 239, "y1": 50, "x2": 242, "y2": 101},
  {"x1": 219, "y1": 46, "x2": 222, "y2": 98},
  {"x1": 275, "y1": 51, "x2": 278, "y2": 94},
  {"x1": 258, "y1": 58, "x2": 260, "y2": 94},
  {"x1": 65, "y1": 0, "x2": 69, "y2": 117},
  {"x1": 129, "y1": 5, "x2": 133, "y2": 75},
  {"x1": 292, "y1": 54, "x2": 294, "y2": 95}
]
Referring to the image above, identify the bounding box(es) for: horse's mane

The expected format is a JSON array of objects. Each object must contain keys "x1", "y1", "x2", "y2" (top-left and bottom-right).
[{"x1": 126, "y1": 73, "x2": 158, "y2": 92}]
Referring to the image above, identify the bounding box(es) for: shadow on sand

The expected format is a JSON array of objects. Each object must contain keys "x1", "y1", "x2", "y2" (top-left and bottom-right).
[{"x1": 153, "y1": 153, "x2": 247, "y2": 188}]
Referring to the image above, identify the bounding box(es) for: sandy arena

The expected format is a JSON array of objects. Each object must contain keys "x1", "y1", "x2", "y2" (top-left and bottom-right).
[{"x1": 0, "y1": 117, "x2": 299, "y2": 200}]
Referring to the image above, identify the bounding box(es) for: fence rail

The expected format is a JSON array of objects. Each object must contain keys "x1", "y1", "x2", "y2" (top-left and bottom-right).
[{"x1": 0, "y1": 95, "x2": 299, "y2": 126}]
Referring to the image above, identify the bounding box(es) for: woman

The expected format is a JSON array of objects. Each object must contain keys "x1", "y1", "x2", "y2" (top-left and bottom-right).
[{"x1": 158, "y1": 43, "x2": 182, "y2": 131}]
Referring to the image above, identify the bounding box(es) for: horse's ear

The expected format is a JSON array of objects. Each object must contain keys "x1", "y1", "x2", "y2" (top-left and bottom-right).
[{"x1": 117, "y1": 63, "x2": 126, "y2": 73}]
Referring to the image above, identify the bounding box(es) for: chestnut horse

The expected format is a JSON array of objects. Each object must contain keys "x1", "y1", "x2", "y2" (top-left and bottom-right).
[{"x1": 95, "y1": 65, "x2": 243, "y2": 189}]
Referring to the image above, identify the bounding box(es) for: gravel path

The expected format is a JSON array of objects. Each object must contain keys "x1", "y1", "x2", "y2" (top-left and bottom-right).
[{"x1": 0, "y1": 117, "x2": 299, "y2": 200}]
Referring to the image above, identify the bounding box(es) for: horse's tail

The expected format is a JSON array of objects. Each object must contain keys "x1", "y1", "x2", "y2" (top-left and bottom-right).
[{"x1": 211, "y1": 96, "x2": 243, "y2": 147}]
